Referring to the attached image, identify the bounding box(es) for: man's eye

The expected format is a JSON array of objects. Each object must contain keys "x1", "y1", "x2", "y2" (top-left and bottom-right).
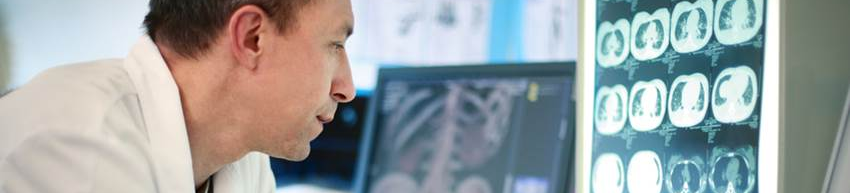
[{"x1": 332, "y1": 42, "x2": 345, "y2": 51}]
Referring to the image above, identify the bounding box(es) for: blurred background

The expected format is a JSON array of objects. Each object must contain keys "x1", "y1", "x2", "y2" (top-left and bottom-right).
[{"x1": 3, "y1": 0, "x2": 850, "y2": 193}]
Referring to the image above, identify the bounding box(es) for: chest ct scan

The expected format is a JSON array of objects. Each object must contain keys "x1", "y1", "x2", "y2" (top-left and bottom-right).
[{"x1": 592, "y1": 0, "x2": 765, "y2": 192}]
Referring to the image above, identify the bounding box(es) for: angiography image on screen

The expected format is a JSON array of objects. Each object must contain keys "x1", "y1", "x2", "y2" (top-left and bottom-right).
[
  {"x1": 371, "y1": 80, "x2": 523, "y2": 193},
  {"x1": 366, "y1": 72, "x2": 574, "y2": 193}
]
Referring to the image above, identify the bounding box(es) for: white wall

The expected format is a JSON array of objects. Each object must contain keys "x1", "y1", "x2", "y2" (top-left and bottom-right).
[
  {"x1": 0, "y1": 0, "x2": 149, "y2": 90},
  {"x1": 781, "y1": 0, "x2": 850, "y2": 192}
]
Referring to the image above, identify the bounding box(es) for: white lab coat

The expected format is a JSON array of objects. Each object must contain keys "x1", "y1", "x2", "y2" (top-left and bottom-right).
[{"x1": 0, "y1": 36, "x2": 276, "y2": 193}]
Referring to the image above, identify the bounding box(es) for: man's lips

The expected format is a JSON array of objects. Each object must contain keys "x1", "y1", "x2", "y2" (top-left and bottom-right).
[{"x1": 317, "y1": 103, "x2": 338, "y2": 124}]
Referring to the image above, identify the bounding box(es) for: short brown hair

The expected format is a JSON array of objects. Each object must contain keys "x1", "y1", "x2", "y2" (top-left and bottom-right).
[{"x1": 143, "y1": 0, "x2": 311, "y2": 59}]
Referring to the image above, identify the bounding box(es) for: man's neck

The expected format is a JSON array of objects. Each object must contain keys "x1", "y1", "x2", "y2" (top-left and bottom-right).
[
  {"x1": 186, "y1": 124, "x2": 247, "y2": 188},
  {"x1": 158, "y1": 44, "x2": 252, "y2": 188}
]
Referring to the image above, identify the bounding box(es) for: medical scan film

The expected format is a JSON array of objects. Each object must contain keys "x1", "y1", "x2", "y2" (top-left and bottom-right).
[
  {"x1": 592, "y1": 0, "x2": 765, "y2": 193},
  {"x1": 367, "y1": 74, "x2": 574, "y2": 193}
]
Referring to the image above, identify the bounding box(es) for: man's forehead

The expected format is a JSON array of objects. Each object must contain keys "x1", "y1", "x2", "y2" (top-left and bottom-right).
[
  {"x1": 334, "y1": 0, "x2": 355, "y2": 38},
  {"x1": 314, "y1": 0, "x2": 353, "y2": 19},
  {"x1": 307, "y1": 0, "x2": 354, "y2": 37}
]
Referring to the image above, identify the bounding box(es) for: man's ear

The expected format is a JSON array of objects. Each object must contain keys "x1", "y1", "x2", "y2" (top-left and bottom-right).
[{"x1": 227, "y1": 5, "x2": 269, "y2": 70}]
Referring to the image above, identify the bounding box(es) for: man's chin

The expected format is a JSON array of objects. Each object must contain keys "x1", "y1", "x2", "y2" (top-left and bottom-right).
[{"x1": 273, "y1": 145, "x2": 311, "y2": 162}]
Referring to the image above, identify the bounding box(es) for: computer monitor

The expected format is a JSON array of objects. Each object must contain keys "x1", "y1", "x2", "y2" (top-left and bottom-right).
[
  {"x1": 353, "y1": 63, "x2": 577, "y2": 193},
  {"x1": 578, "y1": 0, "x2": 780, "y2": 192}
]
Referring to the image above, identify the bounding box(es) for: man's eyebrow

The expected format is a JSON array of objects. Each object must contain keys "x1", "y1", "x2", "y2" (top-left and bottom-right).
[{"x1": 342, "y1": 23, "x2": 353, "y2": 39}]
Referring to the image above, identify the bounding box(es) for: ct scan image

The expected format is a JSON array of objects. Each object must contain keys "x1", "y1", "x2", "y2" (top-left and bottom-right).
[
  {"x1": 592, "y1": 0, "x2": 766, "y2": 192},
  {"x1": 671, "y1": 0, "x2": 714, "y2": 53}
]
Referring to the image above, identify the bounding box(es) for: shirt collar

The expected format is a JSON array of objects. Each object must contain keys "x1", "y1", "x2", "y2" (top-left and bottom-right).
[{"x1": 123, "y1": 35, "x2": 195, "y2": 193}]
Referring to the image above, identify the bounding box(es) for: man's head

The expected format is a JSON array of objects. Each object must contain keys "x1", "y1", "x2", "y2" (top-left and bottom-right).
[
  {"x1": 144, "y1": 0, "x2": 356, "y2": 161},
  {"x1": 145, "y1": 0, "x2": 311, "y2": 59}
]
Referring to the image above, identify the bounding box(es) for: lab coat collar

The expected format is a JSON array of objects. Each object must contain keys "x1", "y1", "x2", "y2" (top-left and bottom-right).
[{"x1": 123, "y1": 36, "x2": 196, "y2": 193}]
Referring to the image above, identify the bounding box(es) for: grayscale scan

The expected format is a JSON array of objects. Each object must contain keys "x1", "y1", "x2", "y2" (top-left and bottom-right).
[
  {"x1": 367, "y1": 72, "x2": 575, "y2": 193},
  {"x1": 591, "y1": 0, "x2": 766, "y2": 193}
]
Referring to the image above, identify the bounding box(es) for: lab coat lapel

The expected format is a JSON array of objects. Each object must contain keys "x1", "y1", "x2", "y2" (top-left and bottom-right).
[{"x1": 123, "y1": 36, "x2": 196, "y2": 193}]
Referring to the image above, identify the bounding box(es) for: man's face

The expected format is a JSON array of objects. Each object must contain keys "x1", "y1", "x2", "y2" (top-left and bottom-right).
[{"x1": 245, "y1": 0, "x2": 355, "y2": 161}]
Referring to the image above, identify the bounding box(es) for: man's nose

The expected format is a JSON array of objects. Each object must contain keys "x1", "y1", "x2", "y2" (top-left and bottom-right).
[{"x1": 331, "y1": 59, "x2": 356, "y2": 103}]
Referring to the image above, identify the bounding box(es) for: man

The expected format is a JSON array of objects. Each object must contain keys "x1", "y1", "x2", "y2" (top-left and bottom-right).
[{"x1": 0, "y1": 0, "x2": 355, "y2": 192}]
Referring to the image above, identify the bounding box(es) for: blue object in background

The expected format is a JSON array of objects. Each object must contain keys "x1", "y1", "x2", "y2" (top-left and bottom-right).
[{"x1": 488, "y1": 0, "x2": 525, "y2": 63}]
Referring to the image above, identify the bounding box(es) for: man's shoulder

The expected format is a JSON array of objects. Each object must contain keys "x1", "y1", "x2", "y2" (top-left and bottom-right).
[
  {"x1": 2, "y1": 59, "x2": 136, "y2": 110},
  {"x1": 0, "y1": 59, "x2": 160, "y2": 192},
  {"x1": 0, "y1": 59, "x2": 143, "y2": 149},
  {"x1": 31, "y1": 59, "x2": 132, "y2": 92}
]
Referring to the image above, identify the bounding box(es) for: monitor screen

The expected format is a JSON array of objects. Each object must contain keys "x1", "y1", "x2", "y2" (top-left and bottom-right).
[
  {"x1": 579, "y1": 0, "x2": 780, "y2": 192},
  {"x1": 354, "y1": 63, "x2": 577, "y2": 193}
]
